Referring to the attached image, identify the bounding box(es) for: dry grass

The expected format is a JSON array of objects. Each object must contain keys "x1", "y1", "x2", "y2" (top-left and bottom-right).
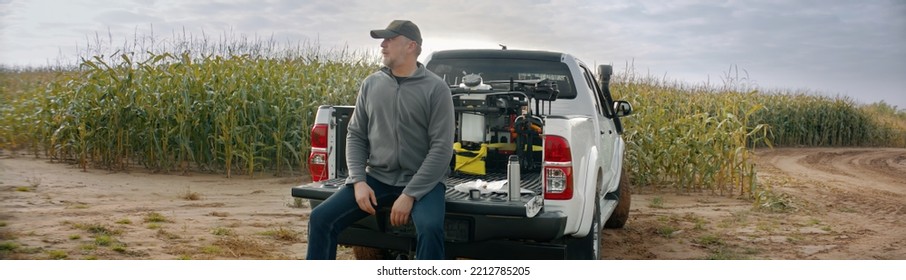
[
  {"x1": 155, "y1": 229, "x2": 181, "y2": 240},
  {"x1": 143, "y1": 212, "x2": 169, "y2": 223},
  {"x1": 211, "y1": 227, "x2": 234, "y2": 236},
  {"x1": 46, "y1": 250, "x2": 68, "y2": 260},
  {"x1": 649, "y1": 197, "x2": 665, "y2": 208},
  {"x1": 0, "y1": 241, "x2": 19, "y2": 252},
  {"x1": 94, "y1": 235, "x2": 114, "y2": 246},
  {"x1": 181, "y1": 188, "x2": 202, "y2": 201},
  {"x1": 212, "y1": 237, "x2": 275, "y2": 259},
  {"x1": 161, "y1": 235, "x2": 281, "y2": 259},
  {"x1": 71, "y1": 222, "x2": 122, "y2": 236},
  {"x1": 26, "y1": 176, "x2": 41, "y2": 188},
  {"x1": 209, "y1": 211, "x2": 229, "y2": 217},
  {"x1": 287, "y1": 197, "x2": 306, "y2": 209},
  {"x1": 259, "y1": 227, "x2": 300, "y2": 242}
]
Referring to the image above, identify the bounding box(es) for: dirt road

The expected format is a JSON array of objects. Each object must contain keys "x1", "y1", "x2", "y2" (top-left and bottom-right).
[
  {"x1": 602, "y1": 147, "x2": 905, "y2": 259},
  {"x1": 1, "y1": 148, "x2": 903, "y2": 259}
]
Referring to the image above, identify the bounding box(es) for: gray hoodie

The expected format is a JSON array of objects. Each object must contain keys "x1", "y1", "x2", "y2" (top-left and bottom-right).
[{"x1": 344, "y1": 63, "x2": 455, "y2": 200}]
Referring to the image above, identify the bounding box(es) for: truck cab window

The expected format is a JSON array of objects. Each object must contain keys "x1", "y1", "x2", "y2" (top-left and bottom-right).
[{"x1": 580, "y1": 65, "x2": 606, "y2": 117}]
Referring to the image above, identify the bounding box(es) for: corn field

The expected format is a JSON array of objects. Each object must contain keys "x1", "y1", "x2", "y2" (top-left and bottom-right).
[
  {"x1": 751, "y1": 94, "x2": 906, "y2": 147},
  {"x1": 611, "y1": 69, "x2": 906, "y2": 196},
  {"x1": 1, "y1": 39, "x2": 377, "y2": 177},
  {"x1": 612, "y1": 72, "x2": 769, "y2": 196},
  {"x1": 2, "y1": 38, "x2": 904, "y2": 194}
]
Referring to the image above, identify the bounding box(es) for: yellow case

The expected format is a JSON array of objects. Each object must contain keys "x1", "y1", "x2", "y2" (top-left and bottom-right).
[{"x1": 453, "y1": 142, "x2": 487, "y2": 175}]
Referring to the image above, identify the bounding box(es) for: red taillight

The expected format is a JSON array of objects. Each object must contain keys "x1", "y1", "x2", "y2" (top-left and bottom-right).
[
  {"x1": 544, "y1": 135, "x2": 572, "y2": 162},
  {"x1": 309, "y1": 124, "x2": 329, "y2": 182},
  {"x1": 311, "y1": 124, "x2": 328, "y2": 149},
  {"x1": 544, "y1": 135, "x2": 573, "y2": 200}
]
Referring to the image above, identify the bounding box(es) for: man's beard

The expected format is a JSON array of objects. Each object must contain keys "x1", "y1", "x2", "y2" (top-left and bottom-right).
[{"x1": 382, "y1": 55, "x2": 395, "y2": 68}]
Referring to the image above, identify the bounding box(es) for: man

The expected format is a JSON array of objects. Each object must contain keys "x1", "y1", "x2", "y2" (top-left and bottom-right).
[{"x1": 306, "y1": 20, "x2": 455, "y2": 260}]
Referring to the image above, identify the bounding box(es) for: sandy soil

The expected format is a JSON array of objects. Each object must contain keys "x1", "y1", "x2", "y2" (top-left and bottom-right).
[
  {"x1": 1, "y1": 147, "x2": 904, "y2": 260},
  {"x1": 602, "y1": 147, "x2": 905, "y2": 260}
]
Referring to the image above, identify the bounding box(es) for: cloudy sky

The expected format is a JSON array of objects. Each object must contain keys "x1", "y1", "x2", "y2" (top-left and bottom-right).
[{"x1": 2, "y1": 0, "x2": 904, "y2": 108}]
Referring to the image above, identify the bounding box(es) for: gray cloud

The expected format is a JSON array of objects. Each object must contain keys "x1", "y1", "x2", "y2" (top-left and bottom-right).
[
  {"x1": 1, "y1": 0, "x2": 903, "y2": 107},
  {"x1": 561, "y1": 0, "x2": 906, "y2": 105},
  {"x1": 95, "y1": 9, "x2": 162, "y2": 24},
  {"x1": 0, "y1": 0, "x2": 14, "y2": 20}
]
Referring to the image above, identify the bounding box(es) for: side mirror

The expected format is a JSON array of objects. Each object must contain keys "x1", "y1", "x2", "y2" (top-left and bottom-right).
[{"x1": 614, "y1": 100, "x2": 633, "y2": 117}]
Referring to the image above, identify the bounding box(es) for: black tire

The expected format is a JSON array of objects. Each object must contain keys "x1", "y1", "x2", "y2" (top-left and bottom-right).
[
  {"x1": 604, "y1": 168, "x2": 631, "y2": 229},
  {"x1": 566, "y1": 193, "x2": 601, "y2": 260},
  {"x1": 352, "y1": 246, "x2": 389, "y2": 260}
]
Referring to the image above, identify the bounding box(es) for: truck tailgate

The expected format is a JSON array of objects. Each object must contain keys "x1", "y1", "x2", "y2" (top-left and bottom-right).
[{"x1": 292, "y1": 172, "x2": 543, "y2": 217}]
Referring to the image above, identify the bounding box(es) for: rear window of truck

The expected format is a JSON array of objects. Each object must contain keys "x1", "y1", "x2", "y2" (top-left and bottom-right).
[{"x1": 426, "y1": 58, "x2": 577, "y2": 99}]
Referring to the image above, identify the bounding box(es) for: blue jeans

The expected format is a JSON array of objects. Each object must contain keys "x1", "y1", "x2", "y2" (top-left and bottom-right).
[{"x1": 306, "y1": 175, "x2": 446, "y2": 260}]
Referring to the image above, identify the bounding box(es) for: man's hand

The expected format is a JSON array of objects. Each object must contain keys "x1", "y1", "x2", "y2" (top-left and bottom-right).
[
  {"x1": 353, "y1": 182, "x2": 378, "y2": 215},
  {"x1": 390, "y1": 194, "x2": 415, "y2": 226}
]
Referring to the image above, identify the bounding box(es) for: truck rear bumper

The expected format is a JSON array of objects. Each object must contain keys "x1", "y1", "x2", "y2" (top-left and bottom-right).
[
  {"x1": 292, "y1": 175, "x2": 567, "y2": 250},
  {"x1": 294, "y1": 186, "x2": 567, "y2": 243},
  {"x1": 305, "y1": 196, "x2": 569, "y2": 259},
  {"x1": 338, "y1": 225, "x2": 572, "y2": 259}
]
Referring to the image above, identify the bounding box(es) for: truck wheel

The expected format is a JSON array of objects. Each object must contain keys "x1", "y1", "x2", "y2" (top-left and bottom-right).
[
  {"x1": 352, "y1": 246, "x2": 389, "y2": 260},
  {"x1": 604, "y1": 168, "x2": 631, "y2": 229},
  {"x1": 566, "y1": 193, "x2": 601, "y2": 259}
]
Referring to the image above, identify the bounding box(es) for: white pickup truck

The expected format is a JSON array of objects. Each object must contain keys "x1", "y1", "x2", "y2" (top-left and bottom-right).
[{"x1": 292, "y1": 49, "x2": 633, "y2": 259}]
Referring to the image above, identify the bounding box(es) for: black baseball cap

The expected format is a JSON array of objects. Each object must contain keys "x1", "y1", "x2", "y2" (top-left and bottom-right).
[{"x1": 370, "y1": 20, "x2": 422, "y2": 45}]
